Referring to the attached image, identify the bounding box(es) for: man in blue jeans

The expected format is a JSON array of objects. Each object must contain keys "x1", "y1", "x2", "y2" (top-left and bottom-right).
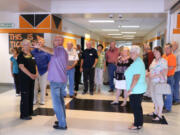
[
  {"x1": 172, "y1": 41, "x2": 180, "y2": 104},
  {"x1": 163, "y1": 43, "x2": 176, "y2": 113},
  {"x1": 65, "y1": 42, "x2": 78, "y2": 98},
  {"x1": 34, "y1": 35, "x2": 68, "y2": 130},
  {"x1": 105, "y1": 41, "x2": 119, "y2": 92}
]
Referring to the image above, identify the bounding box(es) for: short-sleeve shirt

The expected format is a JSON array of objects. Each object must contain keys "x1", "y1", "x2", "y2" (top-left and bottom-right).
[
  {"x1": 125, "y1": 57, "x2": 147, "y2": 94},
  {"x1": 48, "y1": 46, "x2": 68, "y2": 83},
  {"x1": 96, "y1": 52, "x2": 105, "y2": 69},
  {"x1": 17, "y1": 52, "x2": 36, "y2": 79},
  {"x1": 149, "y1": 58, "x2": 168, "y2": 83},
  {"x1": 66, "y1": 48, "x2": 79, "y2": 66},
  {"x1": 163, "y1": 53, "x2": 176, "y2": 76},
  {"x1": 10, "y1": 56, "x2": 19, "y2": 74},
  {"x1": 31, "y1": 49, "x2": 51, "y2": 76},
  {"x1": 106, "y1": 48, "x2": 119, "y2": 64},
  {"x1": 82, "y1": 48, "x2": 98, "y2": 69}
]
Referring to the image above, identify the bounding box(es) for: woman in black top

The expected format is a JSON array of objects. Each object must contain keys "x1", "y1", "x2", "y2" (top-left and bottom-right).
[
  {"x1": 111, "y1": 47, "x2": 133, "y2": 106},
  {"x1": 17, "y1": 39, "x2": 38, "y2": 120}
]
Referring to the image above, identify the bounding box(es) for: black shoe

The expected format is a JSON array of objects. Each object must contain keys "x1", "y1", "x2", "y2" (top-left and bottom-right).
[
  {"x1": 108, "y1": 89, "x2": 114, "y2": 92},
  {"x1": 90, "y1": 92, "x2": 93, "y2": 95},
  {"x1": 55, "y1": 121, "x2": 59, "y2": 125},
  {"x1": 53, "y1": 125, "x2": 67, "y2": 130},
  {"x1": 20, "y1": 116, "x2": 32, "y2": 120},
  {"x1": 103, "y1": 82, "x2": 109, "y2": 85},
  {"x1": 173, "y1": 101, "x2": 180, "y2": 105},
  {"x1": 82, "y1": 91, "x2": 87, "y2": 95}
]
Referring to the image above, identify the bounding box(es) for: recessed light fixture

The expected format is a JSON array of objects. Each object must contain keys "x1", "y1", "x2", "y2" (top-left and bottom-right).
[
  {"x1": 112, "y1": 37, "x2": 122, "y2": 38},
  {"x1": 121, "y1": 25, "x2": 140, "y2": 28},
  {"x1": 123, "y1": 37, "x2": 134, "y2": 39},
  {"x1": 108, "y1": 34, "x2": 122, "y2": 35},
  {"x1": 102, "y1": 29, "x2": 119, "y2": 31},
  {"x1": 121, "y1": 32, "x2": 136, "y2": 34},
  {"x1": 123, "y1": 35, "x2": 135, "y2": 37},
  {"x1": 88, "y1": 20, "x2": 115, "y2": 23}
]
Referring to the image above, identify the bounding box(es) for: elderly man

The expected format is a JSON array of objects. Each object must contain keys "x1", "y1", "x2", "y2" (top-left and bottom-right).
[
  {"x1": 172, "y1": 41, "x2": 180, "y2": 104},
  {"x1": 65, "y1": 42, "x2": 78, "y2": 98},
  {"x1": 31, "y1": 38, "x2": 51, "y2": 105},
  {"x1": 80, "y1": 41, "x2": 98, "y2": 95},
  {"x1": 106, "y1": 41, "x2": 120, "y2": 92},
  {"x1": 163, "y1": 43, "x2": 177, "y2": 112},
  {"x1": 34, "y1": 35, "x2": 68, "y2": 130}
]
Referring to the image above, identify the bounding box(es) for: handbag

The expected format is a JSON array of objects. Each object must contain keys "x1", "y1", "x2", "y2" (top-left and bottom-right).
[{"x1": 154, "y1": 83, "x2": 171, "y2": 95}]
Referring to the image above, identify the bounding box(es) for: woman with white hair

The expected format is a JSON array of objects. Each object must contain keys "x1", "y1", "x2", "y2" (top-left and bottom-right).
[
  {"x1": 17, "y1": 39, "x2": 38, "y2": 120},
  {"x1": 125, "y1": 45, "x2": 147, "y2": 130}
]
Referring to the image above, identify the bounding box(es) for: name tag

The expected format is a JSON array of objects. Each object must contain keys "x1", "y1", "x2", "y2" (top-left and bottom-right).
[{"x1": 89, "y1": 53, "x2": 93, "y2": 56}]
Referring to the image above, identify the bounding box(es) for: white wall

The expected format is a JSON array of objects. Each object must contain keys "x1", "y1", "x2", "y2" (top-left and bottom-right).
[
  {"x1": 170, "y1": 8, "x2": 180, "y2": 47},
  {"x1": 0, "y1": 33, "x2": 13, "y2": 84},
  {"x1": 143, "y1": 21, "x2": 167, "y2": 48},
  {"x1": 0, "y1": 12, "x2": 19, "y2": 28}
]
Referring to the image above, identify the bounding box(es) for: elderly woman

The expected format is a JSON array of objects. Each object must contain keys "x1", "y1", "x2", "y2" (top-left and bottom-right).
[
  {"x1": 125, "y1": 45, "x2": 147, "y2": 130},
  {"x1": 111, "y1": 47, "x2": 133, "y2": 106},
  {"x1": 17, "y1": 39, "x2": 38, "y2": 120},
  {"x1": 148, "y1": 46, "x2": 168, "y2": 121}
]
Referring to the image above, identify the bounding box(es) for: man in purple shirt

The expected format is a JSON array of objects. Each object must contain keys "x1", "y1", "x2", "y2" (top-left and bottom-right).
[{"x1": 34, "y1": 35, "x2": 68, "y2": 130}]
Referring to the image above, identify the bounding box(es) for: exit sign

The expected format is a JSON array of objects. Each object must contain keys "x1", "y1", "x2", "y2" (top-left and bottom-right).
[{"x1": 0, "y1": 23, "x2": 15, "y2": 28}]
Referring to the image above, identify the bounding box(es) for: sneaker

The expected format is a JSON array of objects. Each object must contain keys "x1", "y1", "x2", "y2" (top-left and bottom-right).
[
  {"x1": 82, "y1": 91, "x2": 87, "y2": 95},
  {"x1": 163, "y1": 109, "x2": 171, "y2": 113}
]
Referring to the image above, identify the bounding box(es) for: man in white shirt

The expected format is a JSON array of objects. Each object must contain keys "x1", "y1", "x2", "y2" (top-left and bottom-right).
[
  {"x1": 172, "y1": 41, "x2": 180, "y2": 104},
  {"x1": 66, "y1": 42, "x2": 79, "y2": 97}
]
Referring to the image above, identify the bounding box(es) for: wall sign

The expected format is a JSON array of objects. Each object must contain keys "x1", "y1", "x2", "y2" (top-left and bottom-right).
[{"x1": 9, "y1": 33, "x2": 44, "y2": 53}]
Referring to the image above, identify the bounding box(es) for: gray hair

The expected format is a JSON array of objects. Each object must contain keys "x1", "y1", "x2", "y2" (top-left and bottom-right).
[
  {"x1": 130, "y1": 45, "x2": 141, "y2": 55},
  {"x1": 21, "y1": 39, "x2": 31, "y2": 46}
]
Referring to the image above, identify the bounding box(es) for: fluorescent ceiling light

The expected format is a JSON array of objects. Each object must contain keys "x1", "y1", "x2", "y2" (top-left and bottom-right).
[
  {"x1": 108, "y1": 34, "x2": 122, "y2": 35},
  {"x1": 88, "y1": 20, "x2": 114, "y2": 23},
  {"x1": 102, "y1": 29, "x2": 119, "y2": 31},
  {"x1": 123, "y1": 38, "x2": 134, "y2": 39},
  {"x1": 123, "y1": 35, "x2": 135, "y2": 37},
  {"x1": 121, "y1": 32, "x2": 136, "y2": 34},
  {"x1": 121, "y1": 25, "x2": 140, "y2": 28},
  {"x1": 112, "y1": 37, "x2": 122, "y2": 38}
]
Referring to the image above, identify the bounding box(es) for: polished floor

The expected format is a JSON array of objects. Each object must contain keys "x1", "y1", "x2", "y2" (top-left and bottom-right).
[{"x1": 0, "y1": 85, "x2": 180, "y2": 135}]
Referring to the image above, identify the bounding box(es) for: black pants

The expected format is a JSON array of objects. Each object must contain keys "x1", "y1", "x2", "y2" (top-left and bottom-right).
[
  {"x1": 74, "y1": 65, "x2": 81, "y2": 91},
  {"x1": 20, "y1": 77, "x2": 35, "y2": 117},
  {"x1": 13, "y1": 74, "x2": 21, "y2": 94},
  {"x1": 83, "y1": 68, "x2": 95, "y2": 93},
  {"x1": 129, "y1": 94, "x2": 143, "y2": 127}
]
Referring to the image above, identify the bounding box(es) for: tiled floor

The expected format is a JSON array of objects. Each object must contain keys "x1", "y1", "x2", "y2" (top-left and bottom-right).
[{"x1": 0, "y1": 85, "x2": 180, "y2": 135}]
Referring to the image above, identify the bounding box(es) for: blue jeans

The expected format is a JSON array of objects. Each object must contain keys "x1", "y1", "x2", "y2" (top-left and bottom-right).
[
  {"x1": 66, "y1": 68, "x2": 75, "y2": 96},
  {"x1": 164, "y1": 76, "x2": 174, "y2": 111},
  {"x1": 108, "y1": 64, "x2": 116, "y2": 90},
  {"x1": 50, "y1": 82, "x2": 67, "y2": 127},
  {"x1": 173, "y1": 71, "x2": 180, "y2": 102}
]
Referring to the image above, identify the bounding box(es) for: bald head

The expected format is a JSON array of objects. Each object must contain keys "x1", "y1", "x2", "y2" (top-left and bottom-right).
[
  {"x1": 172, "y1": 41, "x2": 178, "y2": 52},
  {"x1": 53, "y1": 35, "x2": 64, "y2": 47},
  {"x1": 86, "y1": 41, "x2": 92, "y2": 49}
]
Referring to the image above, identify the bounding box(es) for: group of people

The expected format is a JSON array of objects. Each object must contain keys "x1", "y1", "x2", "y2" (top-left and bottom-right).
[{"x1": 10, "y1": 35, "x2": 180, "y2": 130}]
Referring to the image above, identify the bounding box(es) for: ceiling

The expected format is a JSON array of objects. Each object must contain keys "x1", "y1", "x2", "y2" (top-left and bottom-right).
[{"x1": 60, "y1": 13, "x2": 167, "y2": 41}]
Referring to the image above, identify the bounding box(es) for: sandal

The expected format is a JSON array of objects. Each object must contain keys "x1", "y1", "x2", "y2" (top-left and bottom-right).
[
  {"x1": 121, "y1": 102, "x2": 127, "y2": 107},
  {"x1": 152, "y1": 116, "x2": 162, "y2": 122},
  {"x1": 147, "y1": 112, "x2": 157, "y2": 118},
  {"x1": 111, "y1": 101, "x2": 119, "y2": 105}
]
